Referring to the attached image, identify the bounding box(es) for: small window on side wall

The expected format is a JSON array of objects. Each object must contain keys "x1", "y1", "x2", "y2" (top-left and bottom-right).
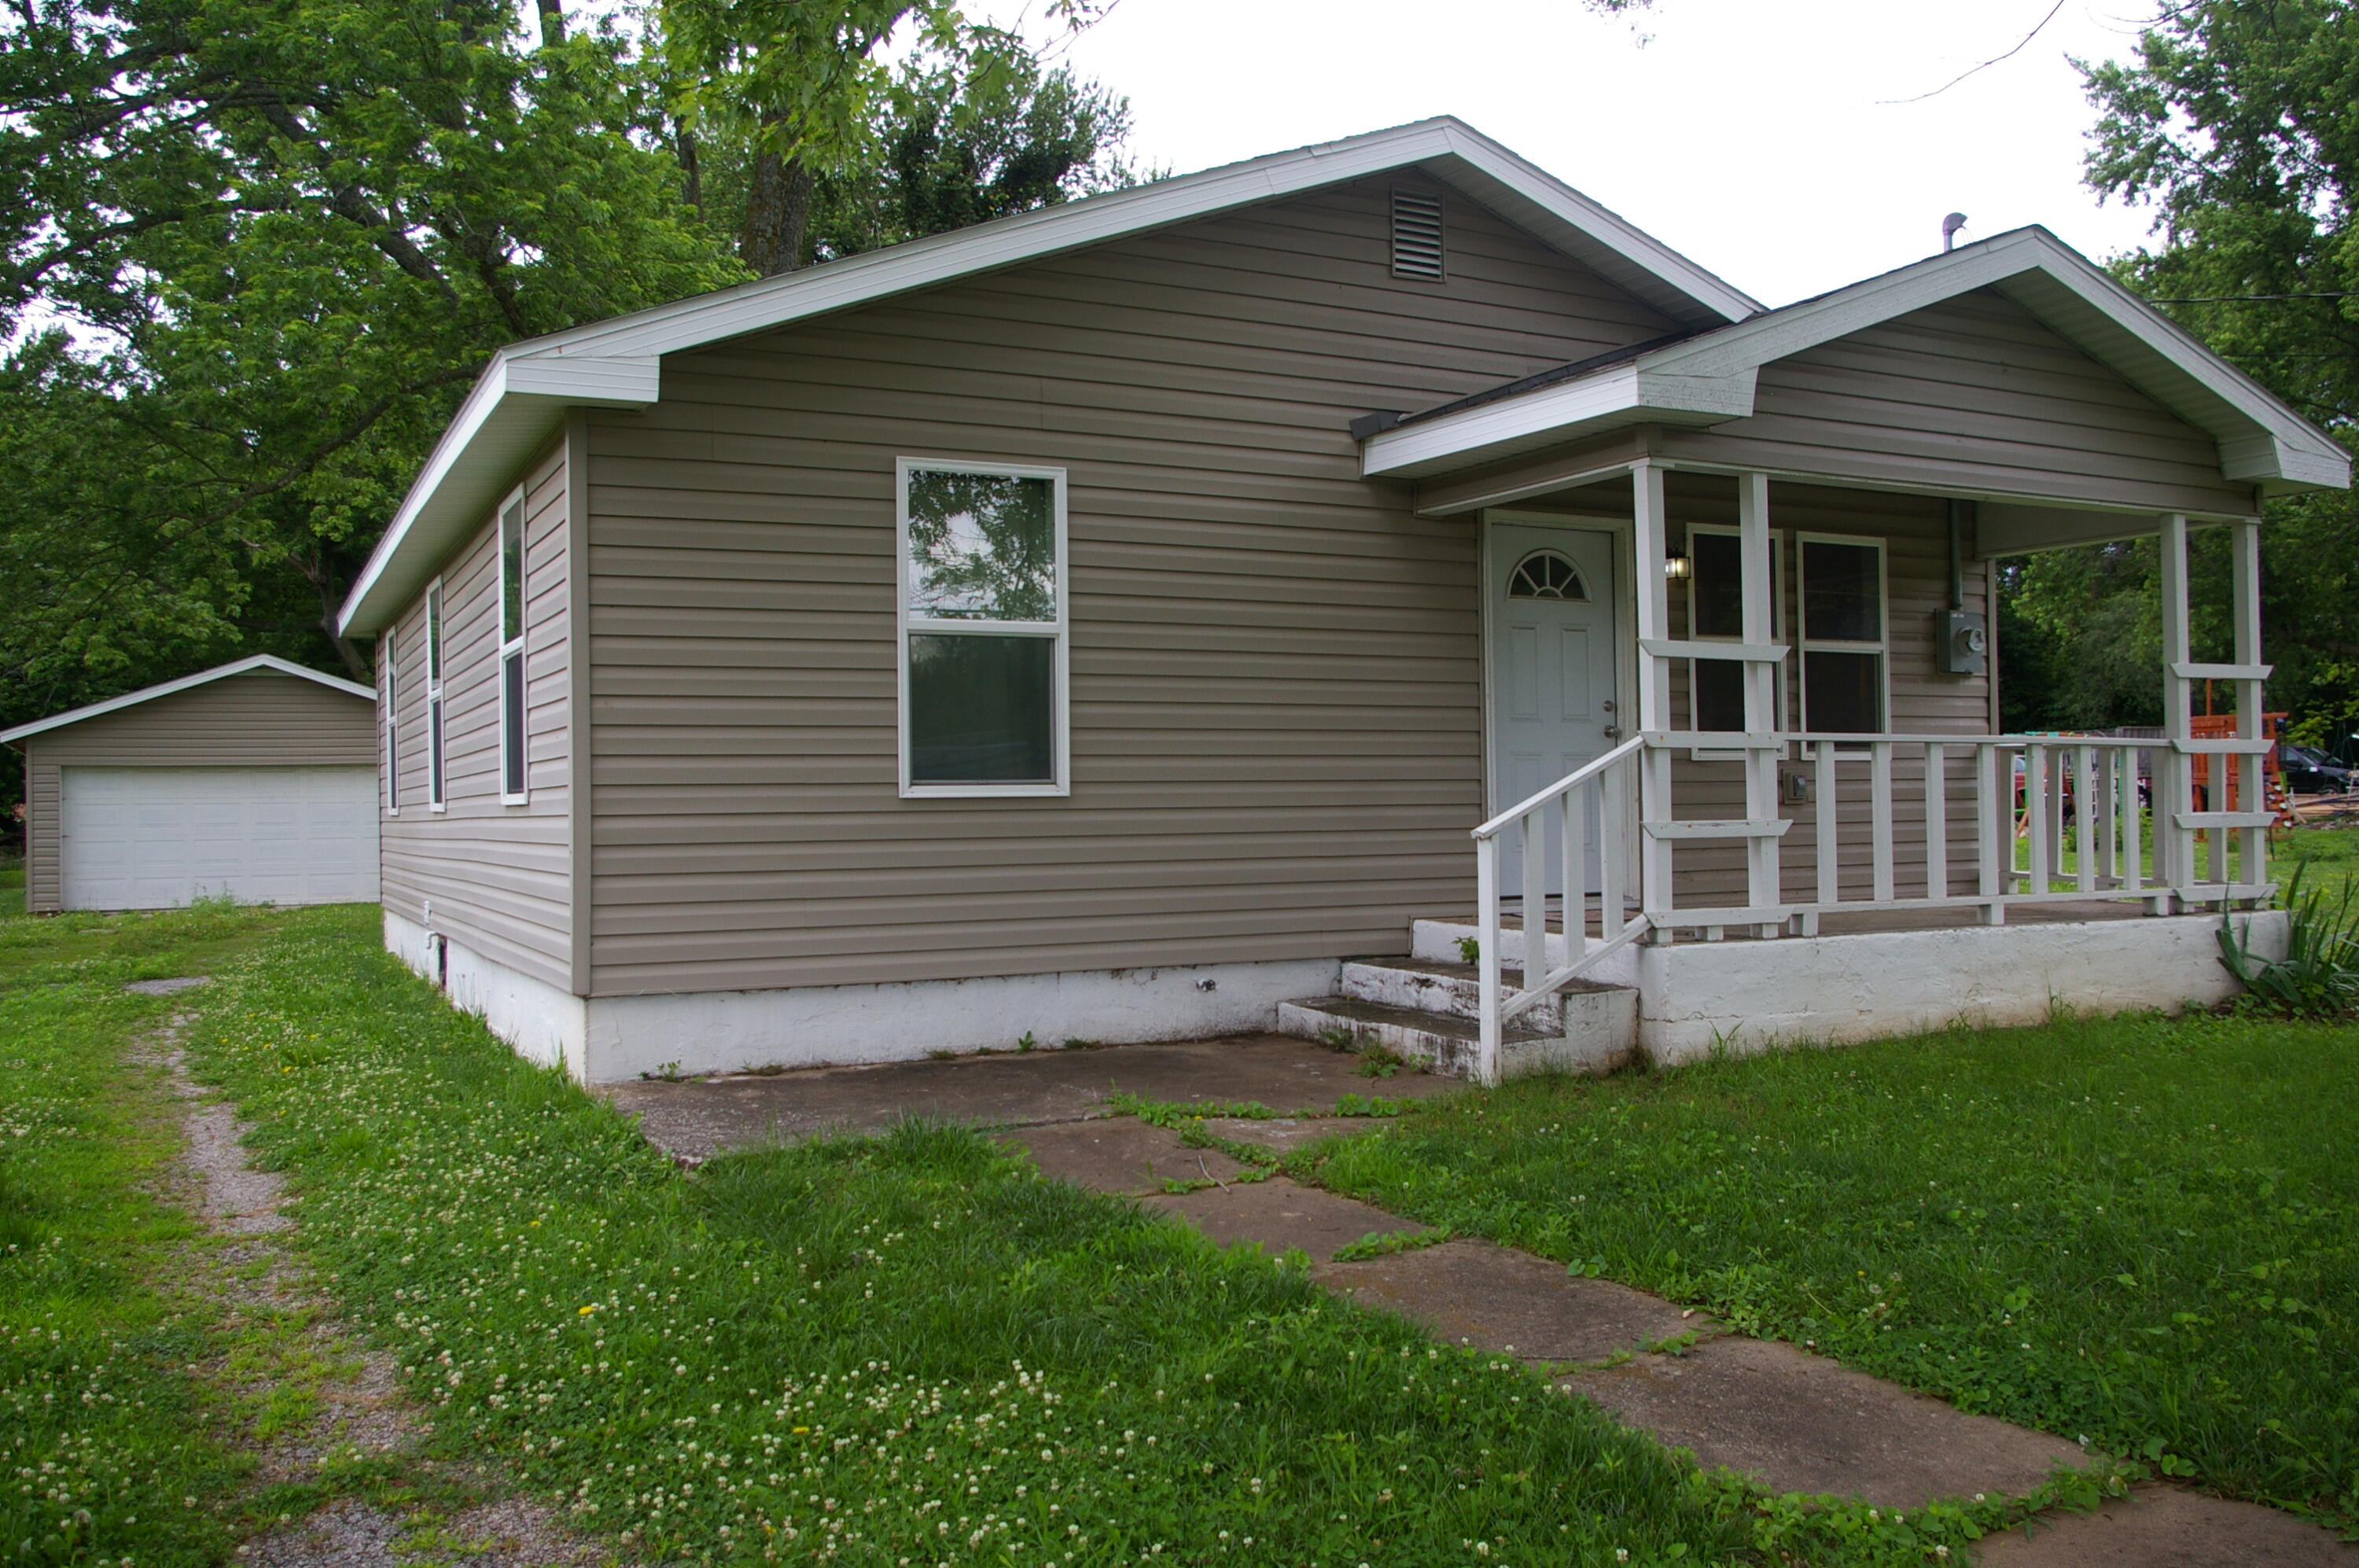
[
  {"x1": 381, "y1": 634, "x2": 400, "y2": 814},
  {"x1": 898, "y1": 459, "x2": 1069, "y2": 797},
  {"x1": 1798, "y1": 534, "x2": 1886, "y2": 735},
  {"x1": 425, "y1": 578, "x2": 447, "y2": 809},
  {"x1": 498, "y1": 492, "x2": 528, "y2": 804}
]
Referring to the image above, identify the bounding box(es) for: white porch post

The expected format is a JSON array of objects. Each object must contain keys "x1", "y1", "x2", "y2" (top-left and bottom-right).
[
  {"x1": 2158, "y1": 513, "x2": 2195, "y2": 910},
  {"x1": 2232, "y1": 517, "x2": 2268, "y2": 898},
  {"x1": 1632, "y1": 460, "x2": 1673, "y2": 932},
  {"x1": 1737, "y1": 471, "x2": 1781, "y2": 936}
]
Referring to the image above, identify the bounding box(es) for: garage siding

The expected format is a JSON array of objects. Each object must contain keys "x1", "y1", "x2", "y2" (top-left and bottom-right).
[
  {"x1": 582, "y1": 176, "x2": 1685, "y2": 995},
  {"x1": 381, "y1": 439, "x2": 575, "y2": 989},
  {"x1": 20, "y1": 672, "x2": 375, "y2": 913}
]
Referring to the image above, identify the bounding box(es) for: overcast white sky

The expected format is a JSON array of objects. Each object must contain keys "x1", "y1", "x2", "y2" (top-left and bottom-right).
[{"x1": 988, "y1": 0, "x2": 2170, "y2": 308}]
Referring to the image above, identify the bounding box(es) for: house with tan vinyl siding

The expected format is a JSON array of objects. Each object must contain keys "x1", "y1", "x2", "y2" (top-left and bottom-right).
[{"x1": 337, "y1": 117, "x2": 2346, "y2": 1084}]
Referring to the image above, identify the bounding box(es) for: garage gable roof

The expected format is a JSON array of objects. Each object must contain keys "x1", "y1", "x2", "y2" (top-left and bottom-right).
[
  {"x1": 1360, "y1": 226, "x2": 2353, "y2": 496},
  {"x1": 335, "y1": 115, "x2": 1762, "y2": 638},
  {"x1": 0, "y1": 656, "x2": 374, "y2": 747}
]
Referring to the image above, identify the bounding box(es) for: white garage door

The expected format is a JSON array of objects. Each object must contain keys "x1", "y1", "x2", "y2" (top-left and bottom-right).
[{"x1": 61, "y1": 767, "x2": 381, "y2": 911}]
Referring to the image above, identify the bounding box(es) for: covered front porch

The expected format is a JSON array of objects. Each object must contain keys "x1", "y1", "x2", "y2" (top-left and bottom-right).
[{"x1": 1290, "y1": 231, "x2": 2344, "y2": 1083}]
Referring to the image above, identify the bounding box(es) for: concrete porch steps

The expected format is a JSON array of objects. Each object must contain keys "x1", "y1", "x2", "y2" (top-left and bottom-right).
[{"x1": 1278, "y1": 951, "x2": 1640, "y2": 1080}]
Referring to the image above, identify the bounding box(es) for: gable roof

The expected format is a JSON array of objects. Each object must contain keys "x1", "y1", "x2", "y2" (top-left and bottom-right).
[
  {"x1": 1360, "y1": 225, "x2": 2353, "y2": 500},
  {"x1": 335, "y1": 116, "x2": 1760, "y2": 637},
  {"x1": 0, "y1": 655, "x2": 374, "y2": 747}
]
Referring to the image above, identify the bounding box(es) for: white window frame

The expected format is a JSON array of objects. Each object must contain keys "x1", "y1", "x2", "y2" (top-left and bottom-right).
[
  {"x1": 1685, "y1": 523, "x2": 1787, "y2": 758},
  {"x1": 425, "y1": 576, "x2": 447, "y2": 812},
  {"x1": 381, "y1": 632, "x2": 400, "y2": 815},
  {"x1": 497, "y1": 487, "x2": 529, "y2": 806},
  {"x1": 1795, "y1": 530, "x2": 1890, "y2": 741},
  {"x1": 895, "y1": 456, "x2": 1071, "y2": 800}
]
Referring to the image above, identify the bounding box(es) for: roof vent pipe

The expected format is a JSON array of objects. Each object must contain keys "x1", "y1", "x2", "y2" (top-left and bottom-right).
[{"x1": 1941, "y1": 212, "x2": 1969, "y2": 252}]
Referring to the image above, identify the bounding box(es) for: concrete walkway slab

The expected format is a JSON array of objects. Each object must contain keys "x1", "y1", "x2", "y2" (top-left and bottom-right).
[
  {"x1": 1565, "y1": 1334, "x2": 2087, "y2": 1510},
  {"x1": 1974, "y1": 1485, "x2": 2359, "y2": 1566},
  {"x1": 1312, "y1": 1239, "x2": 1695, "y2": 1364},
  {"x1": 606, "y1": 1035, "x2": 1456, "y2": 1161},
  {"x1": 996, "y1": 1119, "x2": 1249, "y2": 1196},
  {"x1": 1145, "y1": 1178, "x2": 1410, "y2": 1261}
]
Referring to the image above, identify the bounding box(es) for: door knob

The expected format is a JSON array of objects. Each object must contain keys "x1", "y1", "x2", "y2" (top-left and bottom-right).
[{"x1": 1603, "y1": 726, "x2": 1624, "y2": 740}]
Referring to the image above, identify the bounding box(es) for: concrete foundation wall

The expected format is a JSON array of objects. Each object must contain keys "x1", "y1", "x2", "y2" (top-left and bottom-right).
[
  {"x1": 385, "y1": 909, "x2": 590, "y2": 1077},
  {"x1": 581, "y1": 958, "x2": 1343, "y2": 1084},
  {"x1": 1635, "y1": 909, "x2": 2289, "y2": 1066}
]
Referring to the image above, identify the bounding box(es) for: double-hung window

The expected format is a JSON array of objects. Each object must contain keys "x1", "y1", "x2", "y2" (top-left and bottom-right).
[
  {"x1": 498, "y1": 493, "x2": 528, "y2": 804},
  {"x1": 425, "y1": 578, "x2": 447, "y2": 810},
  {"x1": 1797, "y1": 534, "x2": 1887, "y2": 735},
  {"x1": 1686, "y1": 525, "x2": 1785, "y2": 746},
  {"x1": 896, "y1": 458, "x2": 1069, "y2": 797},
  {"x1": 381, "y1": 634, "x2": 400, "y2": 814}
]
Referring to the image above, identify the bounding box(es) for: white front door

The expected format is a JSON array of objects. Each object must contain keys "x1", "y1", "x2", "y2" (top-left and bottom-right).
[
  {"x1": 1489, "y1": 523, "x2": 1619, "y2": 899},
  {"x1": 61, "y1": 766, "x2": 381, "y2": 911}
]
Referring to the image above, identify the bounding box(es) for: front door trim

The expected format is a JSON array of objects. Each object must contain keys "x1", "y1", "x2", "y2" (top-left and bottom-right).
[{"x1": 1479, "y1": 508, "x2": 1641, "y2": 901}]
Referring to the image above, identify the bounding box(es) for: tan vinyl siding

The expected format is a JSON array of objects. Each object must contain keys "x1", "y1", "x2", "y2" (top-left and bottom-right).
[
  {"x1": 1656, "y1": 289, "x2": 2259, "y2": 518},
  {"x1": 584, "y1": 178, "x2": 1684, "y2": 994},
  {"x1": 381, "y1": 440, "x2": 574, "y2": 987},
  {"x1": 19, "y1": 672, "x2": 374, "y2": 913}
]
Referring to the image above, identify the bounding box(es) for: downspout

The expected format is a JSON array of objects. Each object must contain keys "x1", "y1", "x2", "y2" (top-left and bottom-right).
[{"x1": 1948, "y1": 499, "x2": 1967, "y2": 613}]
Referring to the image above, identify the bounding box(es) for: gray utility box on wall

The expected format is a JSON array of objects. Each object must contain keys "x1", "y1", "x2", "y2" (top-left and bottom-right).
[{"x1": 1941, "y1": 610, "x2": 1989, "y2": 676}]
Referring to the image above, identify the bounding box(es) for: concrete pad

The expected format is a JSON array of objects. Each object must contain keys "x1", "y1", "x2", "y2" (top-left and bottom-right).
[
  {"x1": 1565, "y1": 1334, "x2": 2087, "y2": 1509},
  {"x1": 605, "y1": 1035, "x2": 1458, "y2": 1161},
  {"x1": 1312, "y1": 1239, "x2": 1697, "y2": 1363},
  {"x1": 997, "y1": 1120, "x2": 1250, "y2": 1196},
  {"x1": 1145, "y1": 1177, "x2": 1410, "y2": 1261},
  {"x1": 1975, "y1": 1486, "x2": 2359, "y2": 1566},
  {"x1": 1199, "y1": 1116, "x2": 1338, "y2": 1154}
]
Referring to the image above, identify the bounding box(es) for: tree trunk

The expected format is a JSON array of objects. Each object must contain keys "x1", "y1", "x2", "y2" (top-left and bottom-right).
[
  {"x1": 536, "y1": 0, "x2": 565, "y2": 46},
  {"x1": 676, "y1": 123, "x2": 703, "y2": 217},
  {"x1": 741, "y1": 145, "x2": 815, "y2": 277}
]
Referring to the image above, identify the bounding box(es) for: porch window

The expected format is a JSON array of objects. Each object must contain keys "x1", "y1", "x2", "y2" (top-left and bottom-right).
[
  {"x1": 1686, "y1": 526, "x2": 1784, "y2": 734},
  {"x1": 1798, "y1": 534, "x2": 1886, "y2": 734},
  {"x1": 897, "y1": 459, "x2": 1069, "y2": 797},
  {"x1": 425, "y1": 578, "x2": 447, "y2": 810},
  {"x1": 498, "y1": 492, "x2": 528, "y2": 804}
]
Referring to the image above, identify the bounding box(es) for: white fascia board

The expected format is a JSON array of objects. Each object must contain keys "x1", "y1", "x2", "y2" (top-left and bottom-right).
[
  {"x1": 1423, "y1": 123, "x2": 1760, "y2": 326},
  {"x1": 1648, "y1": 229, "x2": 2350, "y2": 491},
  {"x1": 0, "y1": 655, "x2": 373, "y2": 746},
  {"x1": 515, "y1": 118, "x2": 1754, "y2": 367},
  {"x1": 1362, "y1": 363, "x2": 1757, "y2": 478},
  {"x1": 336, "y1": 354, "x2": 657, "y2": 637}
]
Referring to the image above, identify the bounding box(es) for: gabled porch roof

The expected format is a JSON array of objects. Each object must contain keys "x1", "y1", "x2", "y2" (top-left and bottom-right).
[{"x1": 1357, "y1": 226, "x2": 2352, "y2": 503}]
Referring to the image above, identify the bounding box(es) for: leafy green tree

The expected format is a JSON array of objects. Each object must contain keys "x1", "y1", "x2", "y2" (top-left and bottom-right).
[{"x1": 2002, "y1": 1, "x2": 2359, "y2": 747}]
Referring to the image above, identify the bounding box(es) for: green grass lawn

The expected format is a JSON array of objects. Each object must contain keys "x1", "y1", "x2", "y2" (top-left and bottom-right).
[
  {"x1": 1, "y1": 856, "x2": 24, "y2": 920},
  {"x1": 180, "y1": 904, "x2": 1996, "y2": 1568},
  {"x1": 2, "y1": 900, "x2": 294, "y2": 1567},
  {"x1": 1295, "y1": 1010, "x2": 2359, "y2": 1533}
]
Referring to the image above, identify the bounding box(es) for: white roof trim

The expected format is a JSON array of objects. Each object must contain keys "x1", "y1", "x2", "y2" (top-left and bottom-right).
[
  {"x1": 1366, "y1": 226, "x2": 2352, "y2": 495},
  {"x1": 337, "y1": 116, "x2": 1757, "y2": 637},
  {"x1": 0, "y1": 655, "x2": 375, "y2": 747}
]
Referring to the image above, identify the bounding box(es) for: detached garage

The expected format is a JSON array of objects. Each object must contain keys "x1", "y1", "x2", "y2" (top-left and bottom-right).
[{"x1": 2, "y1": 655, "x2": 380, "y2": 913}]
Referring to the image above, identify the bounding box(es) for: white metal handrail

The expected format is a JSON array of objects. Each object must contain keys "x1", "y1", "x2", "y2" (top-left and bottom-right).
[{"x1": 1470, "y1": 735, "x2": 1647, "y2": 1087}]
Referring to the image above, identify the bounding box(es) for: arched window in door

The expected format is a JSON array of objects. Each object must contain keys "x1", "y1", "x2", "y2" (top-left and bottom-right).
[{"x1": 1507, "y1": 549, "x2": 1588, "y2": 602}]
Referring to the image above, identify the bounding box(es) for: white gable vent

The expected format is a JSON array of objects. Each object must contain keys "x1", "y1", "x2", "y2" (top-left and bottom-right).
[{"x1": 1391, "y1": 189, "x2": 1444, "y2": 280}]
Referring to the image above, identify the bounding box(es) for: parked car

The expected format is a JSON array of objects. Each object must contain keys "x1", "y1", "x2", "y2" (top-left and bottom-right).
[{"x1": 2279, "y1": 742, "x2": 2354, "y2": 794}]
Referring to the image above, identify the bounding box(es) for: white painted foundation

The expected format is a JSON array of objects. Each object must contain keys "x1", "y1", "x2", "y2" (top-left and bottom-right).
[
  {"x1": 583, "y1": 957, "x2": 1342, "y2": 1084},
  {"x1": 1633, "y1": 909, "x2": 2289, "y2": 1066},
  {"x1": 385, "y1": 911, "x2": 589, "y2": 1077},
  {"x1": 385, "y1": 909, "x2": 1338, "y2": 1084}
]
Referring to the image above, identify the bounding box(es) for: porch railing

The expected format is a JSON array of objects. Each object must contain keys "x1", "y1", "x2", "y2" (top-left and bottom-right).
[{"x1": 1467, "y1": 728, "x2": 2274, "y2": 1084}]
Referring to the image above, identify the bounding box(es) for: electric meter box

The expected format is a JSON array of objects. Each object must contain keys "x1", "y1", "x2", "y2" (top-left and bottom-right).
[{"x1": 1941, "y1": 610, "x2": 1989, "y2": 676}]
